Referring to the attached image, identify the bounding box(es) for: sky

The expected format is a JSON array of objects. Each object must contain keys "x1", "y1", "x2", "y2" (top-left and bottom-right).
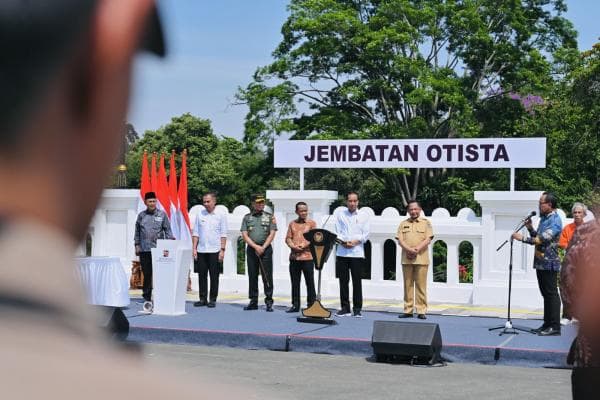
[{"x1": 128, "y1": 0, "x2": 600, "y2": 141}]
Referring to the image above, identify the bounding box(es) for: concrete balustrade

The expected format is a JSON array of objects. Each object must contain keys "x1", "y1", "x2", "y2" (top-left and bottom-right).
[{"x1": 85, "y1": 189, "x2": 593, "y2": 308}]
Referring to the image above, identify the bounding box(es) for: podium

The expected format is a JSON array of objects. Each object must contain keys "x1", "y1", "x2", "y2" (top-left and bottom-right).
[
  {"x1": 297, "y1": 229, "x2": 338, "y2": 325},
  {"x1": 150, "y1": 239, "x2": 193, "y2": 315}
]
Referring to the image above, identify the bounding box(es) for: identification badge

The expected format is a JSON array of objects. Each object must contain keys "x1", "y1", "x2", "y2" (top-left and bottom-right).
[{"x1": 154, "y1": 217, "x2": 163, "y2": 222}]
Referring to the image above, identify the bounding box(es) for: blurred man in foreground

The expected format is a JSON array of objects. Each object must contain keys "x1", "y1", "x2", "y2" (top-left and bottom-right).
[
  {"x1": 561, "y1": 219, "x2": 600, "y2": 398},
  {"x1": 0, "y1": 1, "x2": 241, "y2": 398}
]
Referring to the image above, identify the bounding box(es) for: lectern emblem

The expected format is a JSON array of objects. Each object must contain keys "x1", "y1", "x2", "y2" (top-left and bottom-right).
[
  {"x1": 314, "y1": 232, "x2": 323, "y2": 243},
  {"x1": 163, "y1": 249, "x2": 170, "y2": 257}
]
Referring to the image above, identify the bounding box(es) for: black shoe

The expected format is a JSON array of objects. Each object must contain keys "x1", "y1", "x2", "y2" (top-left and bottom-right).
[
  {"x1": 207, "y1": 301, "x2": 216, "y2": 308},
  {"x1": 286, "y1": 306, "x2": 299, "y2": 313},
  {"x1": 335, "y1": 309, "x2": 351, "y2": 317},
  {"x1": 531, "y1": 324, "x2": 548, "y2": 334},
  {"x1": 352, "y1": 310, "x2": 363, "y2": 318},
  {"x1": 398, "y1": 313, "x2": 413, "y2": 318},
  {"x1": 417, "y1": 314, "x2": 427, "y2": 320},
  {"x1": 194, "y1": 300, "x2": 208, "y2": 307},
  {"x1": 266, "y1": 304, "x2": 274, "y2": 312},
  {"x1": 538, "y1": 327, "x2": 561, "y2": 336},
  {"x1": 244, "y1": 303, "x2": 258, "y2": 310}
]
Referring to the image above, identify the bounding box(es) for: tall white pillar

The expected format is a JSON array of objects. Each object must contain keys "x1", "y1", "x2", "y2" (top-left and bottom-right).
[{"x1": 473, "y1": 191, "x2": 543, "y2": 308}]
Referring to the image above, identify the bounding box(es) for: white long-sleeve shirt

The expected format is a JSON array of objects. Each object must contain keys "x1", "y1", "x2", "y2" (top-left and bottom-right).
[
  {"x1": 335, "y1": 207, "x2": 370, "y2": 258},
  {"x1": 192, "y1": 209, "x2": 228, "y2": 253}
]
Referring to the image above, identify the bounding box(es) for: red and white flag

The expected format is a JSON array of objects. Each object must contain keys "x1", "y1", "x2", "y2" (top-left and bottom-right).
[
  {"x1": 168, "y1": 151, "x2": 180, "y2": 237},
  {"x1": 150, "y1": 152, "x2": 158, "y2": 193},
  {"x1": 137, "y1": 151, "x2": 151, "y2": 213},
  {"x1": 176, "y1": 150, "x2": 192, "y2": 247},
  {"x1": 157, "y1": 153, "x2": 171, "y2": 217}
]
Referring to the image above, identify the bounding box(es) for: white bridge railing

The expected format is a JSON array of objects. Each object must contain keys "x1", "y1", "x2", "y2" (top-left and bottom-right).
[{"x1": 87, "y1": 189, "x2": 589, "y2": 308}]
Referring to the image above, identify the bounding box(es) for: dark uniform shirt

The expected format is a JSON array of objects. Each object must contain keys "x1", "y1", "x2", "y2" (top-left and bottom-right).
[
  {"x1": 134, "y1": 208, "x2": 173, "y2": 252},
  {"x1": 240, "y1": 211, "x2": 277, "y2": 245}
]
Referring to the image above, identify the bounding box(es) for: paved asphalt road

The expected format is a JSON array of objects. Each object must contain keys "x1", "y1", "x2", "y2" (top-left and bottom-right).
[{"x1": 140, "y1": 343, "x2": 571, "y2": 400}]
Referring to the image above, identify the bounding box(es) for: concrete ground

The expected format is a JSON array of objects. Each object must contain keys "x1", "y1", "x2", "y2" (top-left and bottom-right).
[{"x1": 142, "y1": 343, "x2": 572, "y2": 400}]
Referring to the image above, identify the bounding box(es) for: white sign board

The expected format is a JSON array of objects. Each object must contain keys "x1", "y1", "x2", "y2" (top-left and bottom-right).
[{"x1": 274, "y1": 138, "x2": 546, "y2": 168}]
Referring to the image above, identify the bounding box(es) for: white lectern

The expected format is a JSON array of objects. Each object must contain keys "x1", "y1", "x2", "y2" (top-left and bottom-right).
[{"x1": 151, "y1": 239, "x2": 193, "y2": 315}]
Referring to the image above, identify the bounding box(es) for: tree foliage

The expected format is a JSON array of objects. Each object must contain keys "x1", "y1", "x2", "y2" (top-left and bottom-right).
[
  {"x1": 519, "y1": 42, "x2": 600, "y2": 209},
  {"x1": 126, "y1": 113, "x2": 267, "y2": 209},
  {"x1": 236, "y1": 0, "x2": 577, "y2": 211}
]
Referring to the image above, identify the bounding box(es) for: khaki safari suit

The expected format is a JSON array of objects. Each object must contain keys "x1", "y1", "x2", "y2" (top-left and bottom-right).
[{"x1": 396, "y1": 217, "x2": 434, "y2": 314}]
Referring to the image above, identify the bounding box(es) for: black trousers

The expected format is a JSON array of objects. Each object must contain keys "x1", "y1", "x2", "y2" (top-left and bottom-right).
[
  {"x1": 194, "y1": 252, "x2": 220, "y2": 302},
  {"x1": 139, "y1": 251, "x2": 153, "y2": 301},
  {"x1": 247, "y1": 245, "x2": 273, "y2": 305},
  {"x1": 289, "y1": 260, "x2": 316, "y2": 308},
  {"x1": 572, "y1": 368, "x2": 600, "y2": 399},
  {"x1": 337, "y1": 256, "x2": 364, "y2": 312},
  {"x1": 559, "y1": 281, "x2": 571, "y2": 320},
  {"x1": 536, "y1": 269, "x2": 561, "y2": 329}
]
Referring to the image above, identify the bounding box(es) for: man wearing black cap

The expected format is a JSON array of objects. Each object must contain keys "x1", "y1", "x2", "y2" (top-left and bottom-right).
[
  {"x1": 135, "y1": 191, "x2": 174, "y2": 302},
  {"x1": 241, "y1": 194, "x2": 278, "y2": 311},
  {"x1": 0, "y1": 1, "x2": 240, "y2": 398}
]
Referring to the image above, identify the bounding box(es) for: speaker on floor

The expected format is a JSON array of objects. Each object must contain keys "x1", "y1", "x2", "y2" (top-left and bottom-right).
[
  {"x1": 371, "y1": 320, "x2": 442, "y2": 364},
  {"x1": 94, "y1": 305, "x2": 129, "y2": 341}
]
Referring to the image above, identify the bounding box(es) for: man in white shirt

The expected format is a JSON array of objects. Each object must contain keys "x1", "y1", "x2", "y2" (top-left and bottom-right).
[
  {"x1": 334, "y1": 191, "x2": 370, "y2": 318},
  {"x1": 192, "y1": 192, "x2": 228, "y2": 308}
]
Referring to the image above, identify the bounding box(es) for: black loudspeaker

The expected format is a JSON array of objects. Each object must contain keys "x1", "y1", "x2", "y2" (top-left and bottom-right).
[
  {"x1": 95, "y1": 306, "x2": 129, "y2": 341},
  {"x1": 371, "y1": 320, "x2": 442, "y2": 364}
]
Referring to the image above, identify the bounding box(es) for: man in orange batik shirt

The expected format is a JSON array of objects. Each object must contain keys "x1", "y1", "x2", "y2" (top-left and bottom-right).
[{"x1": 285, "y1": 202, "x2": 317, "y2": 313}]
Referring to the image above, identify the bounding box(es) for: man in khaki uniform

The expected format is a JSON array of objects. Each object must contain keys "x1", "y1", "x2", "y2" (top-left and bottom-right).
[{"x1": 396, "y1": 200, "x2": 434, "y2": 319}]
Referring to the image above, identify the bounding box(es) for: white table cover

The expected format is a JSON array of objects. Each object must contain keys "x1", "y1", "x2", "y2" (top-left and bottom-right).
[{"x1": 75, "y1": 257, "x2": 130, "y2": 307}]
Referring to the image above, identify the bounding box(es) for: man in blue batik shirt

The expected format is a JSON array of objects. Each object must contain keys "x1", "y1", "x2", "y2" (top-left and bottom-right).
[{"x1": 513, "y1": 192, "x2": 563, "y2": 336}]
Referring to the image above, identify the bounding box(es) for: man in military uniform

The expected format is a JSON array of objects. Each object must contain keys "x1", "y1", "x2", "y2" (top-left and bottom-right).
[
  {"x1": 135, "y1": 191, "x2": 174, "y2": 302},
  {"x1": 396, "y1": 200, "x2": 434, "y2": 319},
  {"x1": 241, "y1": 194, "x2": 278, "y2": 311}
]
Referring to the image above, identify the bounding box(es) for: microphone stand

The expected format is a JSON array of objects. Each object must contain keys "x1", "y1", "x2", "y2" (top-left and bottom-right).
[{"x1": 489, "y1": 218, "x2": 535, "y2": 336}]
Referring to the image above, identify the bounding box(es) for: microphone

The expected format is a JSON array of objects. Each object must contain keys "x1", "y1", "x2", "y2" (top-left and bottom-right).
[{"x1": 522, "y1": 211, "x2": 536, "y2": 222}]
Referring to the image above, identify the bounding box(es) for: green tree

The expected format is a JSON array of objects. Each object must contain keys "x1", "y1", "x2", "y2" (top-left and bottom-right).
[
  {"x1": 518, "y1": 42, "x2": 600, "y2": 210},
  {"x1": 237, "y1": 0, "x2": 577, "y2": 209},
  {"x1": 126, "y1": 113, "x2": 266, "y2": 209}
]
